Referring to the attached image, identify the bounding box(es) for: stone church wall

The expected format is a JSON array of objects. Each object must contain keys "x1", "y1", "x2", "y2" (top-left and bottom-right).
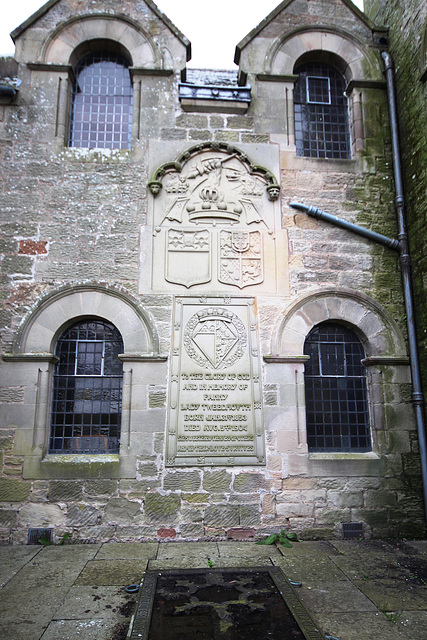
[{"x1": 0, "y1": 0, "x2": 425, "y2": 544}]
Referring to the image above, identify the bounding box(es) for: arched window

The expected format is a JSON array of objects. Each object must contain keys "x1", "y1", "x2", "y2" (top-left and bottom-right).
[
  {"x1": 69, "y1": 52, "x2": 132, "y2": 149},
  {"x1": 50, "y1": 319, "x2": 124, "y2": 453},
  {"x1": 303, "y1": 323, "x2": 371, "y2": 451},
  {"x1": 294, "y1": 62, "x2": 350, "y2": 159}
]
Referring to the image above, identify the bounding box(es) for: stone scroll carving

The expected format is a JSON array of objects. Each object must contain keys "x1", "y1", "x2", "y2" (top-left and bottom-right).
[{"x1": 146, "y1": 142, "x2": 288, "y2": 294}]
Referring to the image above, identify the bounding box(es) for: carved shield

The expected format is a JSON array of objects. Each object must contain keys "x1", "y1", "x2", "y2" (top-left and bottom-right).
[
  {"x1": 219, "y1": 230, "x2": 263, "y2": 288},
  {"x1": 165, "y1": 229, "x2": 211, "y2": 287}
]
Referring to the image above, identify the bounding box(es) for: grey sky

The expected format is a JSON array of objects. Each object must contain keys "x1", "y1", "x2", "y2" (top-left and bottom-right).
[{"x1": 1, "y1": 0, "x2": 365, "y2": 68}]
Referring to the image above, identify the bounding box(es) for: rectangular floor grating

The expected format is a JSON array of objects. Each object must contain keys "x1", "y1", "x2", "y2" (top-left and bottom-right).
[{"x1": 129, "y1": 566, "x2": 327, "y2": 640}]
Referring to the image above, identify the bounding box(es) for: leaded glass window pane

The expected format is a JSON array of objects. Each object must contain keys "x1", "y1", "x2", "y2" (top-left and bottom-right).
[
  {"x1": 304, "y1": 323, "x2": 371, "y2": 451},
  {"x1": 50, "y1": 320, "x2": 123, "y2": 453},
  {"x1": 294, "y1": 62, "x2": 350, "y2": 159},
  {"x1": 69, "y1": 53, "x2": 132, "y2": 149}
]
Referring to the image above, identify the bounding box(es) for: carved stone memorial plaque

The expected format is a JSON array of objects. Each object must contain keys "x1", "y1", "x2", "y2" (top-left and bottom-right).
[{"x1": 166, "y1": 296, "x2": 265, "y2": 466}]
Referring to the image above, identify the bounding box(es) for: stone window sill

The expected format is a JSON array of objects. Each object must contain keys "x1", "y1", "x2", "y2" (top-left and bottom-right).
[
  {"x1": 309, "y1": 452, "x2": 379, "y2": 461},
  {"x1": 43, "y1": 454, "x2": 120, "y2": 465}
]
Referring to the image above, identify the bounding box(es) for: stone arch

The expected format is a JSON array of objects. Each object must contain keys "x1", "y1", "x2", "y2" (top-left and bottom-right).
[
  {"x1": 12, "y1": 284, "x2": 161, "y2": 356},
  {"x1": 271, "y1": 289, "x2": 407, "y2": 358},
  {"x1": 41, "y1": 14, "x2": 162, "y2": 68},
  {"x1": 265, "y1": 27, "x2": 383, "y2": 81}
]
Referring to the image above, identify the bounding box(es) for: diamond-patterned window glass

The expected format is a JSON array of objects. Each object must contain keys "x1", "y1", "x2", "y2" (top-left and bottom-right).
[
  {"x1": 294, "y1": 62, "x2": 350, "y2": 159},
  {"x1": 50, "y1": 320, "x2": 124, "y2": 454},
  {"x1": 69, "y1": 53, "x2": 132, "y2": 149},
  {"x1": 303, "y1": 323, "x2": 371, "y2": 452}
]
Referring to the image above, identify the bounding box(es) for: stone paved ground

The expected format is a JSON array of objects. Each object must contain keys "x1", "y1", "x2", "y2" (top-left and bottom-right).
[{"x1": 0, "y1": 539, "x2": 426, "y2": 639}]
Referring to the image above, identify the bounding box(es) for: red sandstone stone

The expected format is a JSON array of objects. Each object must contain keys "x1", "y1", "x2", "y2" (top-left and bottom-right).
[
  {"x1": 18, "y1": 240, "x2": 48, "y2": 255},
  {"x1": 226, "y1": 528, "x2": 256, "y2": 540},
  {"x1": 157, "y1": 527, "x2": 176, "y2": 538}
]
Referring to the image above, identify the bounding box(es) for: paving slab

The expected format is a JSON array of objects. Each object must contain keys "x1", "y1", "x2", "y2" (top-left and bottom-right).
[
  {"x1": 277, "y1": 540, "x2": 337, "y2": 557},
  {"x1": 53, "y1": 585, "x2": 137, "y2": 620},
  {"x1": 2, "y1": 555, "x2": 89, "y2": 590},
  {"x1": 155, "y1": 541, "x2": 219, "y2": 560},
  {"x1": 331, "y1": 548, "x2": 412, "y2": 581},
  {"x1": 313, "y1": 610, "x2": 427, "y2": 640},
  {"x1": 75, "y1": 559, "x2": 148, "y2": 586},
  {"x1": 273, "y1": 554, "x2": 348, "y2": 584},
  {"x1": 216, "y1": 540, "x2": 282, "y2": 557},
  {"x1": 148, "y1": 556, "x2": 275, "y2": 570},
  {"x1": 94, "y1": 541, "x2": 159, "y2": 560},
  {"x1": 297, "y1": 580, "x2": 378, "y2": 613},
  {"x1": 41, "y1": 618, "x2": 128, "y2": 640},
  {"x1": 0, "y1": 586, "x2": 70, "y2": 640},
  {"x1": 0, "y1": 545, "x2": 41, "y2": 587},
  {"x1": 405, "y1": 540, "x2": 427, "y2": 554},
  {"x1": 353, "y1": 577, "x2": 427, "y2": 610}
]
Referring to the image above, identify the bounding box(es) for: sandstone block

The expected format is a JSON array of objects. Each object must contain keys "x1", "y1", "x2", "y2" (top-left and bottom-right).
[
  {"x1": 144, "y1": 493, "x2": 181, "y2": 524},
  {"x1": 19, "y1": 502, "x2": 64, "y2": 527},
  {"x1": 204, "y1": 504, "x2": 239, "y2": 528},
  {"x1": 0, "y1": 509, "x2": 18, "y2": 528},
  {"x1": 85, "y1": 480, "x2": 117, "y2": 497},
  {"x1": 240, "y1": 505, "x2": 261, "y2": 527},
  {"x1": 233, "y1": 473, "x2": 272, "y2": 493},
  {"x1": 66, "y1": 503, "x2": 100, "y2": 526},
  {"x1": 49, "y1": 480, "x2": 84, "y2": 502},
  {"x1": 203, "y1": 471, "x2": 232, "y2": 492},
  {"x1": 163, "y1": 471, "x2": 201, "y2": 492},
  {"x1": 104, "y1": 497, "x2": 142, "y2": 525},
  {"x1": 0, "y1": 478, "x2": 30, "y2": 502}
]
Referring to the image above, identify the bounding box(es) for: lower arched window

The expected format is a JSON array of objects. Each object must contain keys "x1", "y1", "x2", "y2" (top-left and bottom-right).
[
  {"x1": 49, "y1": 319, "x2": 124, "y2": 453},
  {"x1": 304, "y1": 323, "x2": 371, "y2": 451},
  {"x1": 294, "y1": 62, "x2": 350, "y2": 159}
]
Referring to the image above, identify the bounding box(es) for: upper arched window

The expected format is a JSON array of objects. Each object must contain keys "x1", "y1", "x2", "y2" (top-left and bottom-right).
[
  {"x1": 304, "y1": 323, "x2": 371, "y2": 452},
  {"x1": 69, "y1": 52, "x2": 133, "y2": 149},
  {"x1": 49, "y1": 319, "x2": 124, "y2": 454},
  {"x1": 294, "y1": 62, "x2": 350, "y2": 159}
]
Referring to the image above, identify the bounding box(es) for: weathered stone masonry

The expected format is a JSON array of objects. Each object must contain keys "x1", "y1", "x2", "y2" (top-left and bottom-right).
[{"x1": 0, "y1": 0, "x2": 425, "y2": 544}]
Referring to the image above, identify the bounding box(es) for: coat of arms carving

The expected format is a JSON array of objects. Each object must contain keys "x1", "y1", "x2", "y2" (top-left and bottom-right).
[
  {"x1": 146, "y1": 142, "x2": 287, "y2": 294},
  {"x1": 219, "y1": 230, "x2": 263, "y2": 288}
]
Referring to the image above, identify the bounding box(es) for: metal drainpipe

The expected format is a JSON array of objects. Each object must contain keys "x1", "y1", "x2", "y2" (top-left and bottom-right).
[
  {"x1": 289, "y1": 202, "x2": 399, "y2": 251},
  {"x1": 381, "y1": 50, "x2": 427, "y2": 522},
  {"x1": 289, "y1": 52, "x2": 427, "y2": 524}
]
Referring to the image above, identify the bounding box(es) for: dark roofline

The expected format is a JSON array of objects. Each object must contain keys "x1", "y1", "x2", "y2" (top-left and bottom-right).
[
  {"x1": 234, "y1": 0, "x2": 378, "y2": 65},
  {"x1": 10, "y1": 0, "x2": 192, "y2": 61}
]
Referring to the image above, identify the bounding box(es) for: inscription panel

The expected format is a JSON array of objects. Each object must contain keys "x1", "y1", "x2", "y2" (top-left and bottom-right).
[{"x1": 166, "y1": 296, "x2": 265, "y2": 466}]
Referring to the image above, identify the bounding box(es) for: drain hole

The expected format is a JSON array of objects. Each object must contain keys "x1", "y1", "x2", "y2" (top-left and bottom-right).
[
  {"x1": 342, "y1": 522, "x2": 364, "y2": 539},
  {"x1": 28, "y1": 528, "x2": 53, "y2": 545}
]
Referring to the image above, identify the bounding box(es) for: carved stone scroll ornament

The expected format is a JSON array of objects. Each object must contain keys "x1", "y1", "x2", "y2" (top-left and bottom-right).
[{"x1": 148, "y1": 142, "x2": 280, "y2": 212}]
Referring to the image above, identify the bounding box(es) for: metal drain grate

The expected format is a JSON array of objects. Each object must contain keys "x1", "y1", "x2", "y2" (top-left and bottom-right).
[
  {"x1": 129, "y1": 567, "x2": 327, "y2": 640},
  {"x1": 342, "y1": 522, "x2": 364, "y2": 539},
  {"x1": 28, "y1": 528, "x2": 53, "y2": 545}
]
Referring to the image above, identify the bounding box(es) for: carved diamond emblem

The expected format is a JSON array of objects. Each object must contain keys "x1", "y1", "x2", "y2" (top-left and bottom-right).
[
  {"x1": 184, "y1": 308, "x2": 247, "y2": 370},
  {"x1": 191, "y1": 318, "x2": 239, "y2": 369}
]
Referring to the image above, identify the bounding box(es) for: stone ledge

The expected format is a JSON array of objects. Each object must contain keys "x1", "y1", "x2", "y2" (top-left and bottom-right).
[
  {"x1": 309, "y1": 452, "x2": 380, "y2": 461},
  {"x1": 43, "y1": 454, "x2": 120, "y2": 465}
]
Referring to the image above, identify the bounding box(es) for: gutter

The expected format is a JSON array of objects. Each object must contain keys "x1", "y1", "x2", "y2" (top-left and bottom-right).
[{"x1": 290, "y1": 51, "x2": 427, "y2": 523}]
